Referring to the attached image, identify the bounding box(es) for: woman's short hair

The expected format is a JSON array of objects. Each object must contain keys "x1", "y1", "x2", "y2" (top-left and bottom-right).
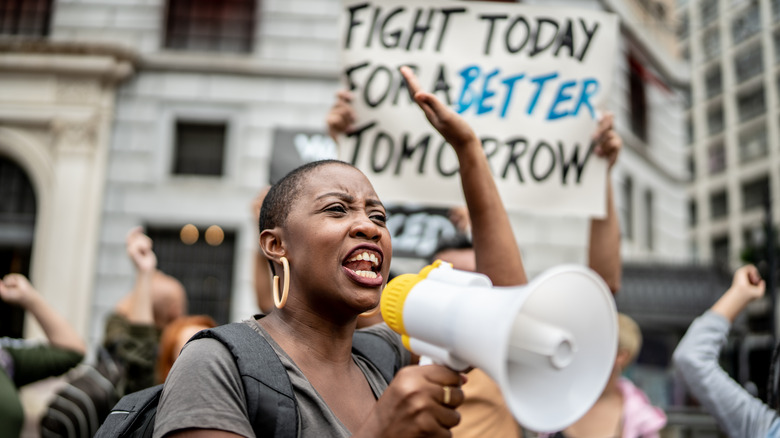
[
  {"x1": 259, "y1": 159, "x2": 354, "y2": 233},
  {"x1": 617, "y1": 313, "x2": 642, "y2": 364}
]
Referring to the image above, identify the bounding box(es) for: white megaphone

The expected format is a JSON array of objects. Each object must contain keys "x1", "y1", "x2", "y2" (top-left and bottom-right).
[{"x1": 380, "y1": 261, "x2": 618, "y2": 433}]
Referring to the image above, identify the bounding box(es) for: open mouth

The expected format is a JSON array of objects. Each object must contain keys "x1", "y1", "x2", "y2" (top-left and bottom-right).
[{"x1": 342, "y1": 248, "x2": 383, "y2": 283}]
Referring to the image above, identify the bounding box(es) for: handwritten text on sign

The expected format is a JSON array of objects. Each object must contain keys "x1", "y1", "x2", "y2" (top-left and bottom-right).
[{"x1": 338, "y1": 0, "x2": 617, "y2": 217}]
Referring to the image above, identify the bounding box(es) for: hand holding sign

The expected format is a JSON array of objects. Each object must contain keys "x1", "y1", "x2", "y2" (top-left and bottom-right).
[
  {"x1": 400, "y1": 66, "x2": 479, "y2": 154},
  {"x1": 592, "y1": 112, "x2": 621, "y2": 170}
]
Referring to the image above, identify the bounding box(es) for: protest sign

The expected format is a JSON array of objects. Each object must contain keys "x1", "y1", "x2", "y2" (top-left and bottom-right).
[
  {"x1": 338, "y1": 0, "x2": 617, "y2": 217},
  {"x1": 269, "y1": 127, "x2": 338, "y2": 184}
]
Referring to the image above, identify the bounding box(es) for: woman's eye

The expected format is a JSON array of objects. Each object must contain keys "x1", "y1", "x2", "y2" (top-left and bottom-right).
[
  {"x1": 325, "y1": 204, "x2": 347, "y2": 213},
  {"x1": 371, "y1": 213, "x2": 387, "y2": 224}
]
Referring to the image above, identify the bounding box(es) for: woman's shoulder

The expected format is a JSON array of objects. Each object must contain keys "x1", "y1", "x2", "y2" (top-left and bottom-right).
[{"x1": 155, "y1": 337, "x2": 254, "y2": 438}]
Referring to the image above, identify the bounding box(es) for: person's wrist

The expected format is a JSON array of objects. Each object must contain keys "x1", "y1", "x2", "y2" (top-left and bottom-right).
[{"x1": 21, "y1": 290, "x2": 43, "y2": 312}]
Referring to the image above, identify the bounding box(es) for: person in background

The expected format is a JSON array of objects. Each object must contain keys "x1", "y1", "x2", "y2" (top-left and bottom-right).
[
  {"x1": 0, "y1": 273, "x2": 86, "y2": 438},
  {"x1": 673, "y1": 265, "x2": 779, "y2": 437},
  {"x1": 155, "y1": 315, "x2": 217, "y2": 384},
  {"x1": 541, "y1": 313, "x2": 667, "y2": 438},
  {"x1": 103, "y1": 226, "x2": 187, "y2": 395}
]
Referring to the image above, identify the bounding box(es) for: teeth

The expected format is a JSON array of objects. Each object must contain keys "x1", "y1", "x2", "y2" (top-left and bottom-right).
[
  {"x1": 355, "y1": 270, "x2": 377, "y2": 279},
  {"x1": 347, "y1": 251, "x2": 380, "y2": 267}
]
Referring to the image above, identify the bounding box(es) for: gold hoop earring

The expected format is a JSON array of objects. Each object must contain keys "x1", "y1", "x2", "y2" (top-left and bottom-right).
[
  {"x1": 359, "y1": 306, "x2": 380, "y2": 318},
  {"x1": 273, "y1": 256, "x2": 290, "y2": 309}
]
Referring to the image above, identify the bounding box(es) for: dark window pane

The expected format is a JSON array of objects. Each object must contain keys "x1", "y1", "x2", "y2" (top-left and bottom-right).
[
  {"x1": 731, "y1": 1, "x2": 760, "y2": 45},
  {"x1": 701, "y1": 0, "x2": 718, "y2": 26},
  {"x1": 735, "y1": 43, "x2": 763, "y2": 83},
  {"x1": 741, "y1": 176, "x2": 769, "y2": 212},
  {"x1": 0, "y1": 0, "x2": 52, "y2": 36},
  {"x1": 739, "y1": 124, "x2": 768, "y2": 163},
  {"x1": 621, "y1": 176, "x2": 634, "y2": 239},
  {"x1": 707, "y1": 141, "x2": 725, "y2": 174},
  {"x1": 707, "y1": 105, "x2": 724, "y2": 135},
  {"x1": 146, "y1": 226, "x2": 236, "y2": 324},
  {"x1": 736, "y1": 86, "x2": 765, "y2": 122},
  {"x1": 704, "y1": 65, "x2": 722, "y2": 99},
  {"x1": 628, "y1": 56, "x2": 648, "y2": 142},
  {"x1": 712, "y1": 235, "x2": 729, "y2": 268},
  {"x1": 164, "y1": 0, "x2": 255, "y2": 53},
  {"x1": 0, "y1": 157, "x2": 37, "y2": 338},
  {"x1": 710, "y1": 190, "x2": 728, "y2": 219},
  {"x1": 173, "y1": 121, "x2": 226, "y2": 176}
]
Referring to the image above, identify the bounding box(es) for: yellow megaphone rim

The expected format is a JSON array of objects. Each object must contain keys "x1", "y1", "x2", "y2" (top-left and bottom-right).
[{"x1": 380, "y1": 261, "x2": 449, "y2": 336}]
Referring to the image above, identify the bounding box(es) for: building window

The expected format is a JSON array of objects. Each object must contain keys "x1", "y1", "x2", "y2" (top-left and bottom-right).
[
  {"x1": 736, "y1": 85, "x2": 765, "y2": 123},
  {"x1": 712, "y1": 235, "x2": 729, "y2": 268},
  {"x1": 774, "y1": 30, "x2": 780, "y2": 64},
  {"x1": 707, "y1": 105, "x2": 724, "y2": 135},
  {"x1": 741, "y1": 176, "x2": 769, "y2": 212},
  {"x1": 146, "y1": 225, "x2": 236, "y2": 324},
  {"x1": 0, "y1": 0, "x2": 52, "y2": 36},
  {"x1": 689, "y1": 199, "x2": 697, "y2": 227},
  {"x1": 702, "y1": 27, "x2": 721, "y2": 61},
  {"x1": 731, "y1": 1, "x2": 761, "y2": 45},
  {"x1": 738, "y1": 124, "x2": 768, "y2": 163},
  {"x1": 707, "y1": 140, "x2": 726, "y2": 174},
  {"x1": 621, "y1": 176, "x2": 634, "y2": 239},
  {"x1": 774, "y1": 0, "x2": 780, "y2": 20},
  {"x1": 628, "y1": 56, "x2": 648, "y2": 142},
  {"x1": 704, "y1": 65, "x2": 722, "y2": 99},
  {"x1": 700, "y1": 0, "x2": 718, "y2": 26},
  {"x1": 172, "y1": 121, "x2": 227, "y2": 176},
  {"x1": 645, "y1": 190, "x2": 654, "y2": 251},
  {"x1": 682, "y1": 88, "x2": 692, "y2": 110},
  {"x1": 164, "y1": 0, "x2": 255, "y2": 53},
  {"x1": 686, "y1": 116, "x2": 694, "y2": 144},
  {"x1": 680, "y1": 44, "x2": 690, "y2": 62},
  {"x1": 710, "y1": 190, "x2": 728, "y2": 219},
  {"x1": 677, "y1": 11, "x2": 689, "y2": 40},
  {"x1": 734, "y1": 43, "x2": 764, "y2": 83}
]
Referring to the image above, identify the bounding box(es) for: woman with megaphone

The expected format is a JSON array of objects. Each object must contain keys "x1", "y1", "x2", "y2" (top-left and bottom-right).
[{"x1": 152, "y1": 66, "x2": 527, "y2": 438}]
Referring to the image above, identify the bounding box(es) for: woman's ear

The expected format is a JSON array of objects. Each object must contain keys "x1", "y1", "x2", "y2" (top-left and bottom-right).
[
  {"x1": 615, "y1": 349, "x2": 632, "y2": 371},
  {"x1": 259, "y1": 229, "x2": 285, "y2": 261}
]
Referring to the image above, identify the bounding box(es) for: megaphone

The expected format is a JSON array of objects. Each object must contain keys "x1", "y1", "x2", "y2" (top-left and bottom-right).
[{"x1": 381, "y1": 261, "x2": 617, "y2": 433}]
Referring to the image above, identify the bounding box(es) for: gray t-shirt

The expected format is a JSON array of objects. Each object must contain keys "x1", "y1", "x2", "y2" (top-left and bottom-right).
[{"x1": 153, "y1": 319, "x2": 410, "y2": 438}]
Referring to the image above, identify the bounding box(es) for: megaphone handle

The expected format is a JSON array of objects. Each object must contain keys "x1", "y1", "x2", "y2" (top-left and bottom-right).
[{"x1": 409, "y1": 338, "x2": 469, "y2": 371}]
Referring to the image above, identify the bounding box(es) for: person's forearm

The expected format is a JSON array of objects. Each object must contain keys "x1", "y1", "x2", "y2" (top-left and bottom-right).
[
  {"x1": 25, "y1": 293, "x2": 86, "y2": 354},
  {"x1": 588, "y1": 180, "x2": 621, "y2": 294},
  {"x1": 711, "y1": 287, "x2": 754, "y2": 323},
  {"x1": 126, "y1": 270, "x2": 155, "y2": 325},
  {"x1": 456, "y1": 139, "x2": 526, "y2": 286}
]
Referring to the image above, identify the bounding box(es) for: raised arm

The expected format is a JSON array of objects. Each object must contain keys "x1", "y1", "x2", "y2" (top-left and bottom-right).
[
  {"x1": 400, "y1": 66, "x2": 525, "y2": 286},
  {"x1": 710, "y1": 264, "x2": 764, "y2": 322},
  {"x1": 0, "y1": 274, "x2": 86, "y2": 354},
  {"x1": 672, "y1": 265, "x2": 776, "y2": 437},
  {"x1": 588, "y1": 113, "x2": 622, "y2": 294},
  {"x1": 115, "y1": 226, "x2": 157, "y2": 325}
]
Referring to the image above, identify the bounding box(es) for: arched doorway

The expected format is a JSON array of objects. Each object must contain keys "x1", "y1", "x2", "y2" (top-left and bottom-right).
[{"x1": 0, "y1": 156, "x2": 37, "y2": 338}]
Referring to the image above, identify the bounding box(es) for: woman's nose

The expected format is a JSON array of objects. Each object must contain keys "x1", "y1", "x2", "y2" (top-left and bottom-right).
[{"x1": 350, "y1": 215, "x2": 381, "y2": 241}]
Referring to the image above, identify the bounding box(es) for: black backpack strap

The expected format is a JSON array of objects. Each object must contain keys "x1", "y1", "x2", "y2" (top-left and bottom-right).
[
  {"x1": 96, "y1": 384, "x2": 162, "y2": 438},
  {"x1": 352, "y1": 331, "x2": 402, "y2": 384},
  {"x1": 192, "y1": 322, "x2": 298, "y2": 438}
]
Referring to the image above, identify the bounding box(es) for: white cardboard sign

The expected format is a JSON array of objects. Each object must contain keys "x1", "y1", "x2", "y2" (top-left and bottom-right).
[{"x1": 338, "y1": 0, "x2": 618, "y2": 217}]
